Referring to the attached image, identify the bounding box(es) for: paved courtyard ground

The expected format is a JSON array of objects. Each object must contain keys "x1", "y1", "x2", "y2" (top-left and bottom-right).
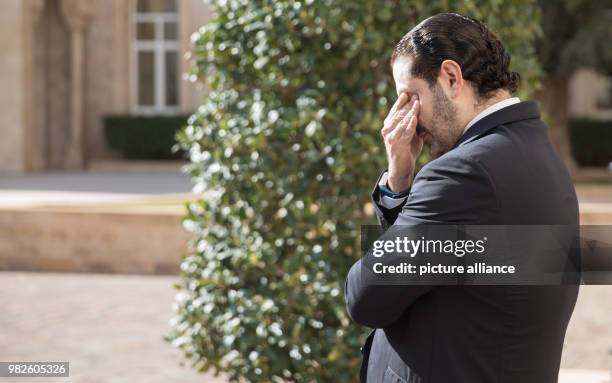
[
  {"x1": 0, "y1": 272, "x2": 223, "y2": 383},
  {"x1": 0, "y1": 272, "x2": 610, "y2": 382}
]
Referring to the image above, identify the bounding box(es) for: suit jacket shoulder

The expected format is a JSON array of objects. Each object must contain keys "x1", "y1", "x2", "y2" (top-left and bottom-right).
[{"x1": 395, "y1": 151, "x2": 499, "y2": 225}]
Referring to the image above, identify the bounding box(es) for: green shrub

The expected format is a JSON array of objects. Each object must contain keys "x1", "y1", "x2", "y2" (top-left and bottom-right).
[
  {"x1": 104, "y1": 115, "x2": 190, "y2": 160},
  {"x1": 570, "y1": 118, "x2": 612, "y2": 167},
  {"x1": 169, "y1": 1, "x2": 541, "y2": 382}
]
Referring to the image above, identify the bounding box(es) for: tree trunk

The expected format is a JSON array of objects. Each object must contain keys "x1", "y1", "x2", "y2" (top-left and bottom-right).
[{"x1": 536, "y1": 75, "x2": 577, "y2": 175}]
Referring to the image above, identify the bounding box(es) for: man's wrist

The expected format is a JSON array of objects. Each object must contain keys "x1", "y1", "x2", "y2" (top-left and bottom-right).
[
  {"x1": 379, "y1": 182, "x2": 410, "y2": 199},
  {"x1": 379, "y1": 171, "x2": 411, "y2": 198},
  {"x1": 387, "y1": 173, "x2": 412, "y2": 193}
]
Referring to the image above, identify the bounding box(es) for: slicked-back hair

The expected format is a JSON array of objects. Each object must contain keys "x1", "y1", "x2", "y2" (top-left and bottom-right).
[{"x1": 391, "y1": 13, "x2": 520, "y2": 99}]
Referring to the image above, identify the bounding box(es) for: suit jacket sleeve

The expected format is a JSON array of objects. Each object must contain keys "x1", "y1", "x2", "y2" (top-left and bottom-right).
[
  {"x1": 370, "y1": 170, "x2": 408, "y2": 230},
  {"x1": 345, "y1": 155, "x2": 498, "y2": 328}
]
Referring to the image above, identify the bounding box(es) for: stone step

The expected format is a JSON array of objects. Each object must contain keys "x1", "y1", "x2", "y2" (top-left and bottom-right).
[
  {"x1": 559, "y1": 368, "x2": 611, "y2": 383},
  {"x1": 0, "y1": 206, "x2": 189, "y2": 274}
]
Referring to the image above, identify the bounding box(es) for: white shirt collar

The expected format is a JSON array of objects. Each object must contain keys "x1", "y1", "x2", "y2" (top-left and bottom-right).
[{"x1": 462, "y1": 97, "x2": 520, "y2": 135}]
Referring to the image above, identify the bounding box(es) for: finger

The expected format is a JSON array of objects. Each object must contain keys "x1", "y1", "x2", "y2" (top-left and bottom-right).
[
  {"x1": 389, "y1": 93, "x2": 409, "y2": 116},
  {"x1": 396, "y1": 102, "x2": 419, "y2": 141},
  {"x1": 411, "y1": 133, "x2": 424, "y2": 157},
  {"x1": 388, "y1": 110, "x2": 414, "y2": 141},
  {"x1": 401, "y1": 100, "x2": 420, "y2": 136},
  {"x1": 411, "y1": 97, "x2": 420, "y2": 117},
  {"x1": 396, "y1": 98, "x2": 417, "y2": 130},
  {"x1": 393, "y1": 115, "x2": 414, "y2": 143},
  {"x1": 384, "y1": 93, "x2": 410, "y2": 126},
  {"x1": 405, "y1": 115, "x2": 417, "y2": 139},
  {"x1": 411, "y1": 99, "x2": 421, "y2": 130},
  {"x1": 387, "y1": 105, "x2": 410, "y2": 131},
  {"x1": 382, "y1": 97, "x2": 415, "y2": 135}
]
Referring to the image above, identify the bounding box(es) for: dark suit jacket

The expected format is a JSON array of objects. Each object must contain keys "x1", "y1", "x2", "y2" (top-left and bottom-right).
[{"x1": 345, "y1": 101, "x2": 579, "y2": 383}]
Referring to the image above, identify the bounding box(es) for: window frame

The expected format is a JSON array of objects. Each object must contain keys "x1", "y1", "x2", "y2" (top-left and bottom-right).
[
  {"x1": 594, "y1": 76, "x2": 612, "y2": 118},
  {"x1": 130, "y1": 0, "x2": 180, "y2": 115}
]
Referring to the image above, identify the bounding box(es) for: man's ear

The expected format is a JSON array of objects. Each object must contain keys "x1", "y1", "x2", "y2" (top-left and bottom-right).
[{"x1": 439, "y1": 59, "x2": 464, "y2": 98}]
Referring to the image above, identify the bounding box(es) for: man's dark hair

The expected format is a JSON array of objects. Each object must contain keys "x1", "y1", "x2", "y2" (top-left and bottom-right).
[{"x1": 391, "y1": 13, "x2": 520, "y2": 99}]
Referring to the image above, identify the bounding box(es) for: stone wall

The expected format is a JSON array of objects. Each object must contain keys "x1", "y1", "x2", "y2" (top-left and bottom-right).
[
  {"x1": 84, "y1": 0, "x2": 120, "y2": 160},
  {"x1": 0, "y1": 208, "x2": 190, "y2": 274},
  {"x1": 0, "y1": 0, "x2": 211, "y2": 174},
  {"x1": 41, "y1": 0, "x2": 71, "y2": 169},
  {"x1": 83, "y1": 0, "x2": 212, "y2": 160},
  {"x1": 0, "y1": 0, "x2": 26, "y2": 174},
  {"x1": 569, "y1": 69, "x2": 612, "y2": 120}
]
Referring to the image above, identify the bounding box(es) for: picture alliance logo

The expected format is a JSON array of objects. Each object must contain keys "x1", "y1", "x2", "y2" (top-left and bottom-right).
[{"x1": 371, "y1": 236, "x2": 488, "y2": 258}]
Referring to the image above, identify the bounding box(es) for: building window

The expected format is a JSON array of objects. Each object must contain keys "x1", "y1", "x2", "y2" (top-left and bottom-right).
[
  {"x1": 596, "y1": 78, "x2": 612, "y2": 111},
  {"x1": 133, "y1": 0, "x2": 179, "y2": 113}
]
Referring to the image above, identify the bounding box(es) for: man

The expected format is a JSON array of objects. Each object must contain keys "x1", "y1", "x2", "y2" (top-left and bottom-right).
[{"x1": 344, "y1": 13, "x2": 579, "y2": 383}]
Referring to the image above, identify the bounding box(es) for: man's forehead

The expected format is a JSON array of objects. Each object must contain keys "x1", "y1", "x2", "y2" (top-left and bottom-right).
[
  {"x1": 392, "y1": 56, "x2": 414, "y2": 77},
  {"x1": 392, "y1": 56, "x2": 417, "y2": 95}
]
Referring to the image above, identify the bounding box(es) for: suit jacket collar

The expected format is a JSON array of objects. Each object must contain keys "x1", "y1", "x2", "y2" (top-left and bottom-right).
[{"x1": 452, "y1": 101, "x2": 541, "y2": 149}]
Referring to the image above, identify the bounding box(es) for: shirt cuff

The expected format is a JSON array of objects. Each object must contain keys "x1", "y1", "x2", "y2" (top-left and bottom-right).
[
  {"x1": 380, "y1": 194, "x2": 408, "y2": 209},
  {"x1": 378, "y1": 171, "x2": 409, "y2": 209}
]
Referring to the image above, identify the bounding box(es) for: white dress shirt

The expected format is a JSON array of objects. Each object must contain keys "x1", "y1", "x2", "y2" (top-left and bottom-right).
[{"x1": 379, "y1": 97, "x2": 521, "y2": 208}]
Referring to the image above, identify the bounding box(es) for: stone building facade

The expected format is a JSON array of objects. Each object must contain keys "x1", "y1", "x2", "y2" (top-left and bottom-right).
[
  {"x1": 569, "y1": 69, "x2": 612, "y2": 121},
  {"x1": 0, "y1": 0, "x2": 210, "y2": 174},
  {"x1": 0, "y1": 1, "x2": 609, "y2": 175}
]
